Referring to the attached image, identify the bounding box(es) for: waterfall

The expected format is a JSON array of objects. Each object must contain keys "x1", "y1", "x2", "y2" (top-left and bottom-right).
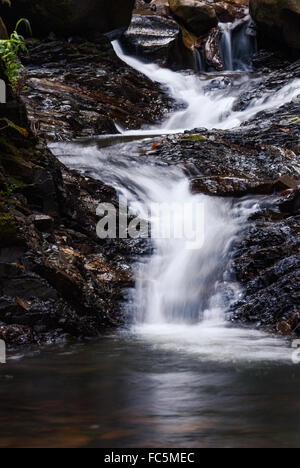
[
  {"x1": 50, "y1": 29, "x2": 298, "y2": 362},
  {"x1": 192, "y1": 48, "x2": 204, "y2": 73},
  {"x1": 112, "y1": 41, "x2": 300, "y2": 134},
  {"x1": 219, "y1": 23, "x2": 233, "y2": 71},
  {"x1": 51, "y1": 140, "x2": 255, "y2": 328},
  {"x1": 51, "y1": 139, "x2": 288, "y2": 363},
  {"x1": 219, "y1": 18, "x2": 256, "y2": 71}
]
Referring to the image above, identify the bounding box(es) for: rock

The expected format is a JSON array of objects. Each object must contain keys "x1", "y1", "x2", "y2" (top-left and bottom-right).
[
  {"x1": 0, "y1": 16, "x2": 8, "y2": 39},
  {"x1": 120, "y1": 14, "x2": 180, "y2": 63},
  {"x1": 169, "y1": 0, "x2": 218, "y2": 36},
  {"x1": 250, "y1": 0, "x2": 300, "y2": 52},
  {"x1": 0, "y1": 106, "x2": 138, "y2": 347},
  {"x1": 0, "y1": 0, "x2": 135, "y2": 38},
  {"x1": 32, "y1": 214, "x2": 54, "y2": 232},
  {"x1": 135, "y1": 0, "x2": 170, "y2": 15},
  {"x1": 213, "y1": 1, "x2": 246, "y2": 23},
  {"x1": 190, "y1": 176, "x2": 293, "y2": 197},
  {"x1": 0, "y1": 324, "x2": 37, "y2": 345},
  {"x1": 279, "y1": 187, "x2": 300, "y2": 214},
  {"x1": 21, "y1": 36, "x2": 174, "y2": 140},
  {"x1": 231, "y1": 213, "x2": 300, "y2": 332},
  {"x1": 205, "y1": 28, "x2": 223, "y2": 70}
]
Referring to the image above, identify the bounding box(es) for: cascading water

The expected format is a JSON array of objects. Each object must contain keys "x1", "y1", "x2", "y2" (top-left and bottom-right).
[
  {"x1": 51, "y1": 139, "x2": 289, "y2": 363},
  {"x1": 51, "y1": 29, "x2": 300, "y2": 363},
  {"x1": 112, "y1": 41, "x2": 300, "y2": 134},
  {"x1": 219, "y1": 17, "x2": 256, "y2": 71}
]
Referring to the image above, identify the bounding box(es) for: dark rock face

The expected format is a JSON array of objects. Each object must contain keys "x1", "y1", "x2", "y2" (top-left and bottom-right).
[
  {"x1": 0, "y1": 111, "x2": 138, "y2": 347},
  {"x1": 0, "y1": 0, "x2": 135, "y2": 39},
  {"x1": 250, "y1": 0, "x2": 300, "y2": 54},
  {"x1": 22, "y1": 36, "x2": 174, "y2": 141},
  {"x1": 231, "y1": 195, "x2": 300, "y2": 334}
]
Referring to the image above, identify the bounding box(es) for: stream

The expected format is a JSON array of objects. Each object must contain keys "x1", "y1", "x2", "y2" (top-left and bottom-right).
[{"x1": 1, "y1": 30, "x2": 300, "y2": 448}]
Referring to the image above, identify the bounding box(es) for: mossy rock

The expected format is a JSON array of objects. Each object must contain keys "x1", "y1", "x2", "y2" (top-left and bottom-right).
[{"x1": 183, "y1": 134, "x2": 207, "y2": 141}]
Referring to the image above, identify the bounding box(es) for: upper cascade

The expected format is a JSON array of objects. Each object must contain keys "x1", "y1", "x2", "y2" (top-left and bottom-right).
[{"x1": 125, "y1": 1, "x2": 256, "y2": 72}]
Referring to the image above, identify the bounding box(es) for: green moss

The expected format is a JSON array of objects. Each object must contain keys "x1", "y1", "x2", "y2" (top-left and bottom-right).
[
  {"x1": 182, "y1": 134, "x2": 207, "y2": 142},
  {"x1": 289, "y1": 117, "x2": 300, "y2": 124}
]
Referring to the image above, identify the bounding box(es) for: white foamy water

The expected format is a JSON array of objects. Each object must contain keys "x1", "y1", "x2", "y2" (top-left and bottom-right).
[
  {"x1": 112, "y1": 41, "x2": 300, "y2": 133},
  {"x1": 51, "y1": 137, "x2": 291, "y2": 364}
]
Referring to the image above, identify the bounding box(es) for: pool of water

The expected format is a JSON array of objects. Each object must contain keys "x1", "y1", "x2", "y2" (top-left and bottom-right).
[{"x1": 0, "y1": 333, "x2": 299, "y2": 448}]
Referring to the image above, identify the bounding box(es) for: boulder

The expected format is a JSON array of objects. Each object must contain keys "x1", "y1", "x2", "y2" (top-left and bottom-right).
[
  {"x1": 169, "y1": 0, "x2": 218, "y2": 36},
  {"x1": 213, "y1": 1, "x2": 247, "y2": 22},
  {"x1": 0, "y1": 0, "x2": 135, "y2": 38},
  {"x1": 121, "y1": 14, "x2": 180, "y2": 63},
  {"x1": 250, "y1": 0, "x2": 300, "y2": 52}
]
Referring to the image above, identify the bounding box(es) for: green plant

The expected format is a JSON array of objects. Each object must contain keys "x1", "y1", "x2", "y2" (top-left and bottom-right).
[
  {"x1": 0, "y1": 181, "x2": 18, "y2": 197},
  {"x1": 0, "y1": 18, "x2": 31, "y2": 94},
  {"x1": 0, "y1": 117, "x2": 29, "y2": 136}
]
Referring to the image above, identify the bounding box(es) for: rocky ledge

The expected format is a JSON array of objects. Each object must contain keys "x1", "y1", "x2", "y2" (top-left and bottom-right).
[
  {"x1": 0, "y1": 107, "x2": 144, "y2": 347},
  {"x1": 22, "y1": 36, "x2": 175, "y2": 141}
]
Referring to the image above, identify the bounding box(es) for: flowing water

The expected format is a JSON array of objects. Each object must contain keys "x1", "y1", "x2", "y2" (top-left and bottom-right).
[{"x1": 1, "y1": 28, "x2": 300, "y2": 448}]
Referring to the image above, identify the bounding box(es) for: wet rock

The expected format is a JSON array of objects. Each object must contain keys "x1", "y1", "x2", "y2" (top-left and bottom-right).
[
  {"x1": 169, "y1": 0, "x2": 218, "y2": 36},
  {"x1": 0, "y1": 324, "x2": 37, "y2": 345},
  {"x1": 205, "y1": 27, "x2": 223, "y2": 70},
  {"x1": 230, "y1": 210, "x2": 300, "y2": 332},
  {"x1": 0, "y1": 111, "x2": 137, "y2": 347},
  {"x1": 22, "y1": 37, "x2": 174, "y2": 141},
  {"x1": 32, "y1": 214, "x2": 54, "y2": 232},
  {"x1": 0, "y1": 0, "x2": 135, "y2": 39},
  {"x1": 121, "y1": 14, "x2": 180, "y2": 63},
  {"x1": 279, "y1": 187, "x2": 300, "y2": 214},
  {"x1": 190, "y1": 176, "x2": 300, "y2": 197},
  {"x1": 250, "y1": 0, "x2": 300, "y2": 53},
  {"x1": 154, "y1": 126, "x2": 300, "y2": 195},
  {"x1": 213, "y1": 1, "x2": 246, "y2": 23}
]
